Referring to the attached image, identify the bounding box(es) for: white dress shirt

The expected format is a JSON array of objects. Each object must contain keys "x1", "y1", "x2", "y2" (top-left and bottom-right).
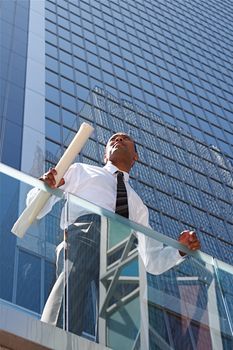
[{"x1": 27, "y1": 161, "x2": 183, "y2": 274}]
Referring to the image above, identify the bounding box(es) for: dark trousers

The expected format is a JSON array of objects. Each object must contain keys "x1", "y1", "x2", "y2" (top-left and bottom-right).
[{"x1": 57, "y1": 214, "x2": 101, "y2": 339}]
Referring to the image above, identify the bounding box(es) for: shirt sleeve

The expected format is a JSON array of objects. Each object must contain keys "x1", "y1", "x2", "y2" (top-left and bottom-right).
[
  {"x1": 26, "y1": 187, "x2": 60, "y2": 219},
  {"x1": 135, "y1": 204, "x2": 184, "y2": 275},
  {"x1": 26, "y1": 163, "x2": 80, "y2": 219}
]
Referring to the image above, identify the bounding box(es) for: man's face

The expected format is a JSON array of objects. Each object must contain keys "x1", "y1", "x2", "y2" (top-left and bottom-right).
[{"x1": 104, "y1": 133, "x2": 138, "y2": 167}]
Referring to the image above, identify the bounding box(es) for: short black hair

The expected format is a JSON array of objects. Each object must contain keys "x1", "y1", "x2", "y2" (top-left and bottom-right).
[{"x1": 107, "y1": 132, "x2": 138, "y2": 153}]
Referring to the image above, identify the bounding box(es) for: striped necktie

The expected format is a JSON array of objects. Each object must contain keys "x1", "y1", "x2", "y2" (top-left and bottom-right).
[{"x1": 115, "y1": 171, "x2": 129, "y2": 218}]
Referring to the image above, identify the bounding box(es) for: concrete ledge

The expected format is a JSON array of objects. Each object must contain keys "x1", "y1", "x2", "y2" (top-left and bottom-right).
[{"x1": 0, "y1": 303, "x2": 110, "y2": 350}]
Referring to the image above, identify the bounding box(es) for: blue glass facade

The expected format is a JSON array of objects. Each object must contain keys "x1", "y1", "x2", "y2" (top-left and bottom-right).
[
  {"x1": 44, "y1": 0, "x2": 233, "y2": 265},
  {"x1": 0, "y1": 0, "x2": 30, "y2": 303},
  {"x1": 0, "y1": 1, "x2": 55, "y2": 315},
  {"x1": 0, "y1": 0, "x2": 29, "y2": 168}
]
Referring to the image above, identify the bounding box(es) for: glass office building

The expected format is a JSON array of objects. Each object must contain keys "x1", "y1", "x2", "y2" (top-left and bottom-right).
[{"x1": 1, "y1": 0, "x2": 233, "y2": 348}]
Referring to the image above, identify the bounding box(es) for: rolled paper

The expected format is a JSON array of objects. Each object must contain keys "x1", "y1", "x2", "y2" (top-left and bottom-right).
[
  {"x1": 54, "y1": 122, "x2": 94, "y2": 186},
  {"x1": 11, "y1": 122, "x2": 94, "y2": 238}
]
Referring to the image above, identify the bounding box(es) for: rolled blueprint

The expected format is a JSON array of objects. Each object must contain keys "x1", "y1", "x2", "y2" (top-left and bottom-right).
[{"x1": 11, "y1": 122, "x2": 94, "y2": 238}]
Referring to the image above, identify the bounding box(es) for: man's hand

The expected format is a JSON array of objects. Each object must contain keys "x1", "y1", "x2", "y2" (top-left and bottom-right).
[
  {"x1": 39, "y1": 168, "x2": 65, "y2": 189},
  {"x1": 178, "y1": 230, "x2": 201, "y2": 257}
]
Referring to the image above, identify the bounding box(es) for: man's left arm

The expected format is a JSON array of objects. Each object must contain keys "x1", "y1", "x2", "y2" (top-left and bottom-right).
[
  {"x1": 136, "y1": 231, "x2": 184, "y2": 275},
  {"x1": 135, "y1": 207, "x2": 201, "y2": 275}
]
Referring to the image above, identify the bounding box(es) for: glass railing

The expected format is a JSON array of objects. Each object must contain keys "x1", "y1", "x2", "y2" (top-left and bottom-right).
[{"x1": 0, "y1": 162, "x2": 233, "y2": 349}]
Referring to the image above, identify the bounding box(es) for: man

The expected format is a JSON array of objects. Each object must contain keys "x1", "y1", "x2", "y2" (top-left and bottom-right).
[{"x1": 29, "y1": 132, "x2": 200, "y2": 337}]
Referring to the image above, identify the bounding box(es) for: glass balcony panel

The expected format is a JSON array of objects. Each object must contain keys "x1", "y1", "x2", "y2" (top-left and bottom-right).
[
  {"x1": 1, "y1": 163, "x2": 233, "y2": 349},
  {"x1": 214, "y1": 259, "x2": 233, "y2": 333},
  {"x1": 64, "y1": 191, "x2": 233, "y2": 349},
  {"x1": 146, "y1": 256, "x2": 233, "y2": 350},
  {"x1": 0, "y1": 164, "x2": 65, "y2": 319}
]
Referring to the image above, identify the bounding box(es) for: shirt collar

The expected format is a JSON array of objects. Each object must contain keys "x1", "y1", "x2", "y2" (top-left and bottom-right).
[{"x1": 103, "y1": 161, "x2": 129, "y2": 182}]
